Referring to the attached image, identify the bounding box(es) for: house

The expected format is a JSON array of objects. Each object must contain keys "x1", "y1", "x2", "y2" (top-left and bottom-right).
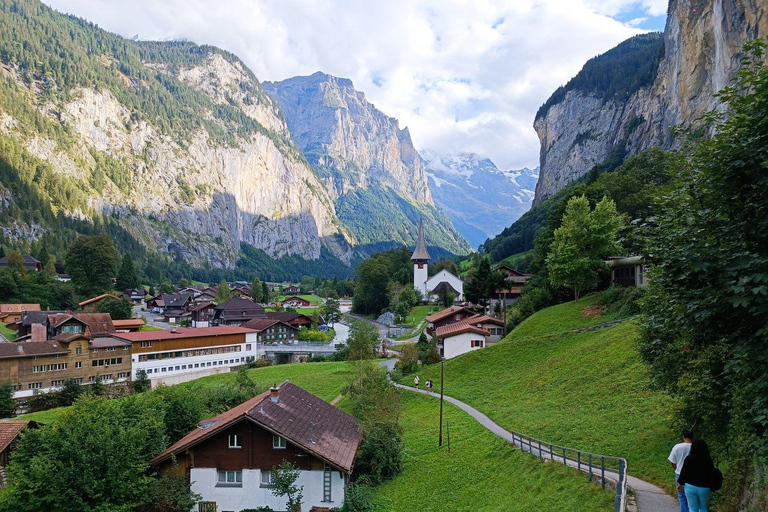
[
  {"x1": 113, "y1": 326, "x2": 260, "y2": 385},
  {"x1": 190, "y1": 301, "x2": 217, "y2": 328},
  {"x1": 492, "y1": 264, "x2": 531, "y2": 305},
  {"x1": 146, "y1": 295, "x2": 165, "y2": 312},
  {"x1": 263, "y1": 312, "x2": 322, "y2": 329},
  {"x1": 242, "y1": 318, "x2": 299, "y2": 343},
  {"x1": 282, "y1": 296, "x2": 311, "y2": 308},
  {"x1": 111, "y1": 318, "x2": 146, "y2": 332},
  {"x1": 0, "y1": 334, "x2": 133, "y2": 399},
  {"x1": 282, "y1": 285, "x2": 301, "y2": 295},
  {"x1": 425, "y1": 306, "x2": 476, "y2": 337},
  {"x1": 79, "y1": 293, "x2": 120, "y2": 312},
  {"x1": 0, "y1": 304, "x2": 41, "y2": 326},
  {"x1": 605, "y1": 256, "x2": 647, "y2": 287},
  {"x1": 161, "y1": 293, "x2": 194, "y2": 324},
  {"x1": 212, "y1": 298, "x2": 266, "y2": 326},
  {"x1": 0, "y1": 421, "x2": 38, "y2": 486},
  {"x1": 434, "y1": 314, "x2": 505, "y2": 359},
  {"x1": 124, "y1": 288, "x2": 147, "y2": 304},
  {"x1": 179, "y1": 286, "x2": 205, "y2": 299},
  {"x1": 151, "y1": 381, "x2": 361, "y2": 512},
  {"x1": 14, "y1": 312, "x2": 116, "y2": 342},
  {"x1": 0, "y1": 255, "x2": 42, "y2": 272}
]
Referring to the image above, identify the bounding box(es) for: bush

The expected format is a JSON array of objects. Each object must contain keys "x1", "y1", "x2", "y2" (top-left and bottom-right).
[
  {"x1": 340, "y1": 482, "x2": 374, "y2": 512},
  {"x1": 598, "y1": 285, "x2": 644, "y2": 318},
  {"x1": 394, "y1": 344, "x2": 419, "y2": 375}
]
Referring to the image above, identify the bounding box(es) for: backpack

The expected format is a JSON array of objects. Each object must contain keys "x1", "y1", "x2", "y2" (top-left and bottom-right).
[{"x1": 711, "y1": 467, "x2": 724, "y2": 491}]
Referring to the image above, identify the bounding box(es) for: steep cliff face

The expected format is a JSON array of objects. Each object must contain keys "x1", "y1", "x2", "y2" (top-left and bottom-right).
[
  {"x1": 534, "y1": 0, "x2": 768, "y2": 203},
  {"x1": 422, "y1": 149, "x2": 538, "y2": 249},
  {"x1": 263, "y1": 73, "x2": 470, "y2": 255}
]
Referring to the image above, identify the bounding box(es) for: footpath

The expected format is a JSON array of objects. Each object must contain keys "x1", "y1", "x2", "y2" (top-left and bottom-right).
[{"x1": 379, "y1": 359, "x2": 678, "y2": 512}]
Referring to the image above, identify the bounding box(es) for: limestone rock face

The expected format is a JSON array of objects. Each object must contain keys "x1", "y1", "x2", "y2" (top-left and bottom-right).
[
  {"x1": 263, "y1": 73, "x2": 469, "y2": 255},
  {"x1": 533, "y1": 0, "x2": 768, "y2": 204}
]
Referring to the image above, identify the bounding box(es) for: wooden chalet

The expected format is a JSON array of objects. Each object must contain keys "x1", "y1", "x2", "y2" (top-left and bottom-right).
[
  {"x1": 282, "y1": 296, "x2": 311, "y2": 308},
  {"x1": 212, "y1": 298, "x2": 266, "y2": 327},
  {"x1": 190, "y1": 301, "x2": 217, "y2": 328},
  {"x1": 0, "y1": 255, "x2": 42, "y2": 272},
  {"x1": 0, "y1": 304, "x2": 40, "y2": 326},
  {"x1": 424, "y1": 306, "x2": 476, "y2": 336},
  {"x1": 151, "y1": 381, "x2": 361, "y2": 512},
  {"x1": 242, "y1": 318, "x2": 299, "y2": 343}
]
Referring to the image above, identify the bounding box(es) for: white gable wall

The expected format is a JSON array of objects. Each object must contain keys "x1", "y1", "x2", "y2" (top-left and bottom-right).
[
  {"x1": 440, "y1": 331, "x2": 485, "y2": 359},
  {"x1": 425, "y1": 269, "x2": 464, "y2": 301}
]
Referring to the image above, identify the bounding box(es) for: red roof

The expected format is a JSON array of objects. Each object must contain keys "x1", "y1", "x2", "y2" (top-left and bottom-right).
[
  {"x1": 78, "y1": 293, "x2": 120, "y2": 307},
  {"x1": 242, "y1": 318, "x2": 296, "y2": 332},
  {"x1": 425, "y1": 306, "x2": 472, "y2": 324},
  {"x1": 0, "y1": 421, "x2": 30, "y2": 452},
  {"x1": 112, "y1": 325, "x2": 256, "y2": 342},
  {"x1": 436, "y1": 316, "x2": 491, "y2": 338},
  {"x1": 152, "y1": 381, "x2": 361, "y2": 473}
]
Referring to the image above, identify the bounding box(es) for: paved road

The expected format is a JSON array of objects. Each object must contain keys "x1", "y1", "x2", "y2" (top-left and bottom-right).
[
  {"x1": 132, "y1": 304, "x2": 173, "y2": 330},
  {"x1": 379, "y1": 359, "x2": 677, "y2": 512}
]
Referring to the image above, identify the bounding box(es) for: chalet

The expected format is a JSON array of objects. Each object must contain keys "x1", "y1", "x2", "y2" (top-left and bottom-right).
[
  {"x1": 114, "y1": 326, "x2": 259, "y2": 385},
  {"x1": 161, "y1": 293, "x2": 194, "y2": 323},
  {"x1": 151, "y1": 381, "x2": 361, "y2": 512},
  {"x1": 179, "y1": 286, "x2": 205, "y2": 299},
  {"x1": 79, "y1": 293, "x2": 120, "y2": 312},
  {"x1": 212, "y1": 298, "x2": 266, "y2": 327},
  {"x1": 492, "y1": 264, "x2": 531, "y2": 305},
  {"x1": 0, "y1": 421, "x2": 38, "y2": 486},
  {"x1": 0, "y1": 255, "x2": 42, "y2": 272},
  {"x1": 242, "y1": 318, "x2": 299, "y2": 343},
  {"x1": 282, "y1": 285, "x2": 301, "y2": 295},
  {"x1": 124, "y1": 288, "x2": 147, "y2": 304},
  {"x1": 0, "y1": 304, "x2": 40, "y2": 326},
  {"x1": 0, "y1": 334, "x2": 132, "y2": 399},
  {"x1": 282, "y1": 296, "x2": 311, "y2": 308},
  {"x1": 435, "y1": 314, "x2": 505, "y2": 359},
  {"x1": 605, "y1": 256, "x2": 647, "y2": 287},
  {"x1": 15, "y1": 312, "x2": 116, "y2": 342},
  {"x1": 146, "y1": 296, "x2": 165, "y2": 311},
  {"x1": 425, "y1": 306, "x2": 475, "y2": 337},
  {"x1": 263, "y1": 312, "x2": 322, "y2": 329},
  {"x1": 111, "y1": 318, "x2": 145, "y2": 332},
  {"x1": 190, "y1": 301, "x2": 217, "y2": 328}
]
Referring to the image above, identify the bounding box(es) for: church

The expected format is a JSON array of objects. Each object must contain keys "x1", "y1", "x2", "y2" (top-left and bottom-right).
[{"x1": 412, "y1": 219, "x2": 464, "y2": 301}]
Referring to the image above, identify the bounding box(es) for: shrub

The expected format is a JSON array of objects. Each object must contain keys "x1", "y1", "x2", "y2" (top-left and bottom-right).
[
  {"x1": 394, "y1": 344, "x2": 419, "y2": 375},
  {"x1": 340, "y1": 482, "x2": 374, "y2": 512},
  {"x1": 598, "y1": 285, "x2": 644, "y2": 318}
]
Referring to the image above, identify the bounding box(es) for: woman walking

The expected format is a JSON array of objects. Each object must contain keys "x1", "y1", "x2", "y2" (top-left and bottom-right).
[{"x1": 677, "y1": 439, "x2": 716, "y2": 512}]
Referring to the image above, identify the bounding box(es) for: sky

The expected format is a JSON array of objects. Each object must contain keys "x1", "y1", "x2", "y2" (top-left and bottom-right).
[{"x1": 44, "y1": 0, "x2": 667, "y2": 171}]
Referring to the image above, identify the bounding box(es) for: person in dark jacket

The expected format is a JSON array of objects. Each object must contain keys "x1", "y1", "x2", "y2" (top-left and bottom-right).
[{"x1": 677, "y1": 439, "x2": 715, "y2": 512}]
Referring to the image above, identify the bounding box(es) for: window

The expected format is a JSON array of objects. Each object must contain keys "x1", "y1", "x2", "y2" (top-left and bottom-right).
[
  {"x1": 88, "y1": 376, "x2": 96, "y2": 383},
  {"x1": 217, "y1": 470, "x2": 242, "y2": 487},
  {"x1": 72, "y1": 378, "x2": 83, "y2": 384},
  {"x1": 471, "y1": 339, "x2": 484, "y2": 348},
  {"x1": 92, "y1": 349, "x2": 98, "y2": 353},
  {"x1": 117, "y1": 372, "x2": 129, "y2": 380},
  {"x1": 123, "y1": 346, "x2": 129, "y2": 351},
  {"x1": 246, "y1": 344, "x2": 252, "y2": 351},
  {"x1": 61, "y1": 324, "x2": 83, "y2": 334},
  {"x1": 273, "y1": 435, "x2": 286, "y2": 449},
  {"x1": 76, "y1": 362, "x2": 82, "y2": 369},
  {"x1": 12, "y1": 384, "x2": 22, "y2": 391},
  {"x1": 140, "y1": 341, "x2": 153, "y2": 348},
  {"x1": 228, "y1": 434, "x2": 242, "y2": 448},
  {"x1": 51, "y1": 380, "x2": 65, "y2": 387},
  {"x1": 101, "y1": 374, "x2": 112, "y2": 382},
  {"x1": 28, "y1": 382, "x2": 42, "y2": 390},
  {"x1": 105, "y1": 347, "x2": 116, "y2": 352},
  {"x1": 260, "y1": 471, "x2": 275, "y2": 487},
  {"x1": 75, "y1": 347, "x2": 82, "y2": 355}
]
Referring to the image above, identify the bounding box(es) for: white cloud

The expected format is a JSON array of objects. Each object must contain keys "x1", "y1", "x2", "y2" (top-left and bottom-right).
[{"x1": 43, "y1": 0, "x2": 657, "y2": 170}]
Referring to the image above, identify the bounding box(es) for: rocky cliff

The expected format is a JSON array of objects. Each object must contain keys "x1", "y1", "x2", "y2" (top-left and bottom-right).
[
  {"x1": 263, "y1": 73, "x2": 470, "y2": 255},
  {"x1": 533, "y1": 0, "x2": 768, "y2": 203},
  {"x1": 421, "y1": 149, "x2": 538, "y2": 248}
]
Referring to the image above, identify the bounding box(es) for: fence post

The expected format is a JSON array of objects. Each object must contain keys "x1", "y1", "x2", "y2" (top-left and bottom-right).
[
  {"x1": 601, "y1": 456, "x2": 606, "y2": 488},
  {"x1": 538, "y1": 440, "x2": 543, "y2": 460},
  {"x1": 550, "y1": 443, "x2": 554, "y2": 461},
  {"x1": 563, "y1": 447, "x2": 567, "y2": 465},
  {"x1": 588, "y1": 454, "x2": 593, "y2": 481},
  {"x1": 577, "y1": 451, "x2": 581, "y2": 472},
  {"x1": 615, "y1": 459, "x2": 625, "y2": 512}
]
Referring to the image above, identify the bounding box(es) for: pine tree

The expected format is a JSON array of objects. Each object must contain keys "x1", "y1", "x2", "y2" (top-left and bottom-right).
[
  {"x1": 115, "y1": 253, "x2": 139, "y2": 291},
  {"x1": 215, "y1": 280, "x2": 232, "y2": 303}
]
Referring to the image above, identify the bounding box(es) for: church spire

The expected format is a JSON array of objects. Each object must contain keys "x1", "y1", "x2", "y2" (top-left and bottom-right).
[{"x1": 411, "y1": 217, "x2": 431, "y2": 262}]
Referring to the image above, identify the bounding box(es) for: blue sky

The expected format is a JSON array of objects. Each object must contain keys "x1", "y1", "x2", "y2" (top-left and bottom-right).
[{"x1": 44, "y1": 0, "x2": 669, "y2": 170}]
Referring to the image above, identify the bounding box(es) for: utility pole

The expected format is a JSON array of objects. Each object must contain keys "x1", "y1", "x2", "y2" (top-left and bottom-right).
[{"x1": 438, "y1": 358, "x2": 445, "y2": 447}]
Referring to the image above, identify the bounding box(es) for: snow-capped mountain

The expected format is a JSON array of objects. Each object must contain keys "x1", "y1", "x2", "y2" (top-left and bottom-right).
[{"x1": 421, "y1": 150, "x2": 539, "y2": 249}]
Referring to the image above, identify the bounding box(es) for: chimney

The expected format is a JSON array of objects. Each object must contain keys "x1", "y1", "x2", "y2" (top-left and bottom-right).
[{"x1": 270, "y1": 384, "x2": 279, "y2": 403}]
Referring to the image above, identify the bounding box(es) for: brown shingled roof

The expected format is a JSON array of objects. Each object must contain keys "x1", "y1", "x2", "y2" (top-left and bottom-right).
[
  {"x1": 0, "y1": 304, "x2": 41, "y2": 315},
  {"x1": 152, "y1": 381, "x2": 361, "y2": 473},
  {"x1": 425, "y1": 306, "x2": 472, "y2": 324},
  {"x1": 436, "y1": 317, "x2": 491, "y2": 338},
  {"x1": 0, "y1": 341, "x2": 69, "y2": 359},
  {"x1": 47, "y1": 313, "x2": 115, "y2": 335},
  {"x1": 0, "y1": 421, "x2": 30, "y2": 452},
  {"x1": 242, "y1": 318, "x2": 296, "y2": 332}
]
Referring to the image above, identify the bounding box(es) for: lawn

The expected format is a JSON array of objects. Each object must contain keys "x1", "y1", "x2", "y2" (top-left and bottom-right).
[
  {"x1": 140, "y1": 324, "x2": 162, "y2": 331},
  {"x1": 0, "y1": 323, "x2": 16, "y2": 341},
  {"x1": 394, "y1": 305, "x2": 438, "y2": 340},
  {"x1": 398, "y1": 298, "x2": 677, "y2": 491},
  {"x1": 368, "y1": 392, "x2": 615, "y2": 512}
]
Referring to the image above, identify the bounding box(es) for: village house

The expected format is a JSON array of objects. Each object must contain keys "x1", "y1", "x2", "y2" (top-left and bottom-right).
[
  {"x1": 113, "y1": 326, "x2": 259, "y2": 386},
  {"x1": 434, "y1": 314, "x2": 505, "y2": 359},
  {"x1": 0, "y1": 304, "x2": 40, "y2": 326},
  {"x1": 605, "y1": 256, "x2": 647, "y2": 287},
  {"x1": 190, "y1": 301, "x2": 217, "y2": 328},
  {"x1": 146, "y1": 295, "x2": 165, "y2": 312},
  {"x1": 123, "y1": 288, "x2": 147, "y2": 304},
  {"x1": 79, "y1": 293, "x2": 120, "y2": 312},
  {"x1": 425, "y1": 306, "x2": 476, "y2": 337},
  {"x1": 0, "y1": 421, "x2": 38, "y2": 487},
  {"x1": 161, "y1": 293, "x2": 195, "y2": 323},
  {"x1": 263, "y1": 312, "x2": 323, "y2": 329},
  {"x1": 14, "y1": 312, "x2": 116, "y2": 342},
  {"x1": 151, "y1": 381, "x2": 361, "y2": 512},
  {"x1": 212, "y1": 298, "x2": 266, "y2": 327},
  {"x1": 0, "y1": 255, "x2": 42, "y2": 272},
  {"x1": 111, "y1": 318, "x2": 145, "y2": 332},
  {"x1": 492, "y1": 263, "x2": 531, "y2": 305},
  {"x1": 282, "y1": 285, "x2": 301, "y2": 295},
  {"x1": 282, "y1": 296, "x2": 311, "y2": 308},
  {"x1": 242, "y1": 318, "x2": 299, "y2": 343}
]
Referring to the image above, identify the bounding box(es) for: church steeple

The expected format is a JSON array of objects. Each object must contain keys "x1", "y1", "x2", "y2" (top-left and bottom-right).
[{"x1": 411, "y1": 217, "x2": 431, "y2": 262}]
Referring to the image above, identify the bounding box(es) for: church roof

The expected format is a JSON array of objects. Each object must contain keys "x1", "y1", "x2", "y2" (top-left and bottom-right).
[{"x1": 411, "y1": 218, "x2": 431, "y2": 261}]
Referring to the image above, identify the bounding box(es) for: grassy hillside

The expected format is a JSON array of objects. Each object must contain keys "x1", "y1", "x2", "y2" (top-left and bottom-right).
[
  {"x1": 368, "y1": 393, "x2": 614, "y2": 512},
  {"x1": 402, "y1": 296, "x2": 677, "y2": 489}
]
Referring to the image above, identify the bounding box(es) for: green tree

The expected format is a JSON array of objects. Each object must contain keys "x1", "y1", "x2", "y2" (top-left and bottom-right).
[
  {"x1": 250, "y1": 277, "x2": 262, "y2": 302},
  {"x1": 64, "y1": 234, "x2": 119, "y2": 297},
  {"x1": 464, "y1": 255, "x2": 505, "y2": 309},
  {"x1": 59, "y1": 379, "x2": 84, "y2": 406},
  {"x1": 115, "y1": 253, "x2": 139, "y2": 291},
  {"x1": 438, "y1": 283, "x2": 454, "y2": 307},
  {"x1": 639, "y1": 39, "x2": 768, "y2": 455},
  {"x1": 269, "y1": 461, "x2": 303, "y2": 512},
  {"x1": 96, "y1": 297, "x2": 133, "y2": 320},
  {"x1": 320, "y1": 298, "x2": 342, "y2": 327},
  {"x1": 0, "y1": 383, "x2": 16, "y2": 418},
  {"x1": 154, "y1": 385, "x2": 204, "y2": 445},
  {"x1": 215, "y1": 280, "x2": 232, "y2": 303},
  {"x1": 261, "y1": 281, "x2": 270, "y2": 303},
  {"x1": 132, "y1": 369, "x2": 151, "y2": 394},
  {"x1": 158, "y1": 280, "x2": 174, "y2": 294},
  {"x1": 347, "y1": 321, "x2": 378, "y2": 361},
  {"x1": 7, "y1": 251, "x2": 27, "y2": 278},
  {"x1": 546, "y1": 195, "x2": 622, "y2": 300}
]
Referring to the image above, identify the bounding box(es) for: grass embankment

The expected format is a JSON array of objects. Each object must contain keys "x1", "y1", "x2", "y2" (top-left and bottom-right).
[
  {"x1": 140, "y1": 324, "x2": 162, "y2": 332},
  {"x1": 369, "y1": 393, "x2": 614, "y2": 512},
  {"x1": 399, "y1": 294, "x2": 677, "y2": 490},
  {"x1": 0, "y1": 323, "x2": 16, "y2": 341},
  {"x1": 394, "y1": 305, "x2": 437, "y2": 340}
]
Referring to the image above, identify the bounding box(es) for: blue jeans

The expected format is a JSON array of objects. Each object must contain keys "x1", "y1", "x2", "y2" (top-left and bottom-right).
[
  {"x1": 676, "y1": 475, "x2": 689, "y2": 512},
  {"x1": 684, "y1": 483, "x2": 711, "y2": 512}
]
